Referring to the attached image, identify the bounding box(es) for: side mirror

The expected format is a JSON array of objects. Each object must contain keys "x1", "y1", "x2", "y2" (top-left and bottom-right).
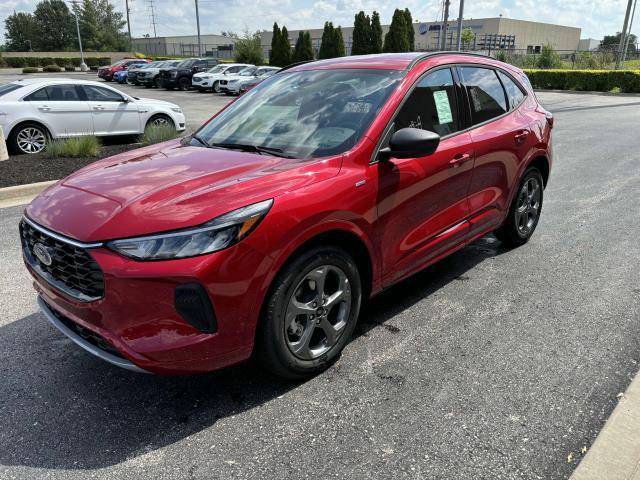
[
  {"x1": 378, "y1": 127, "x2": 440, "y2": 160},
  {"x1": 121, "y1": 96, "x2": 131, "y2": 103}
]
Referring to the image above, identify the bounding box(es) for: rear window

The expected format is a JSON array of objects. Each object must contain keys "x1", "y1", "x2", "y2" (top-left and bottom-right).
[
  {"x1": 0, "y1": 83, "x2": 24, "y2": 97},
  {"x1": 461, "y1": 67, "x2": 507, "y2": 125}
]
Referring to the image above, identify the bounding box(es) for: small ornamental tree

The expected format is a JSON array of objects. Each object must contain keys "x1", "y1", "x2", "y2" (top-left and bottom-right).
[
  {"x1": 383, "y1": 9, "x2": 409, "y2": 53},
  {"x1": 352, "y1": 11, "x2": 372, "y2": 55},
  {"x1": 461, "y1": 28, "x2": 475, "y2": 50},
  {"x1": 403, "y1": 8, "x2": 415, "y2": 51},
  {"x1": 319, "y1": 22, "x2": 335, "y2": 59},
  {"x1": 371, "y1": 11, "x2": 383, "y2": 53},
  {"x1": 334, "y1": 26, "x2": 345, "y2": 57},
  {"x1": 293, "y1": 31, "x2": 314, "y2": 62},
  {"x1": 279, "y1": 26, "x2": 291, "y2": 66}
]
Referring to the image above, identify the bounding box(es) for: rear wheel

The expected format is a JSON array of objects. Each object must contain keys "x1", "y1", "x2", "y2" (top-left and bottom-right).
[
  {"x1": 494, "y1": 167, "x2": 544, "y2": 247},
  {"x1": 8, "y1": 122, "x2": 49, "y2": 155},
  {"x1": 257, "y1": 246, "x2": 362, "y2": 379}
]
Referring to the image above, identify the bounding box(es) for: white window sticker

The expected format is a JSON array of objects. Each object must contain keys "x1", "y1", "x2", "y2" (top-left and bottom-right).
[{"x1": 433, "y1": 90, "x2": 453, "y2": 124}]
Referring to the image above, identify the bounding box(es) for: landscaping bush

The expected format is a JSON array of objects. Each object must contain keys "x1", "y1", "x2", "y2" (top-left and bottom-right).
[
  {"x1": 64, "y1": 66, "x2": 76, "y2": 71},
  {"x1": 524, "y1": 69, "x2": 640, "y2": 93},
  {"x1": 45, "y1": 136, "x2": 101, "y2": 158},
  {"x1": 22, "y1": 67, "x2": 39, "y2": 73},
  {"x1": 2, "y1": 56, "x2": 110, "y2": 68},
  {"x1": 42, "y1": 64, "x2": 61, "y2": 72},
  {"x1": 138, "y1": 124, "x2": 178, "y2": 146}
]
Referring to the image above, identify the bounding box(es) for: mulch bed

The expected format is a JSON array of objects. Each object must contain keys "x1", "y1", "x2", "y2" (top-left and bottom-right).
[{"x1": 0, "y1": 141, "x2": 142, "y2": 188}]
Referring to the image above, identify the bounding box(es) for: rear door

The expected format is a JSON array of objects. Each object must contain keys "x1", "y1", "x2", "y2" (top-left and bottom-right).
[
  {"x1": 23, "y1": 84, "x2": 93, "y2": 137},
  {"x1": 374, "y1": 67, "x2": 475, "y2": 287},
  {"x1": 81, "y1": 85, "x2": 141, "y2": 135},
  {"x1": 459, "y1": 65, "x2": 531, "y2": 239}
]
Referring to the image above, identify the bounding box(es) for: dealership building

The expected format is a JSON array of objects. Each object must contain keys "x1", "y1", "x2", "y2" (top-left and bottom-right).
[{"x1": 259, "y1": 17, "x2": 582, "y2": 56}]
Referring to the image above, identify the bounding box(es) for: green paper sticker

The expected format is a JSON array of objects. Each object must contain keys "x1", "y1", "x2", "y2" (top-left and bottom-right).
[{"x1": 433, "y1": 90, "x2": 453, "y2": 124}]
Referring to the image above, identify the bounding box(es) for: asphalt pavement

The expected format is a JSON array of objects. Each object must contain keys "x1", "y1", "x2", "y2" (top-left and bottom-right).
[{"x1": 1, "y1": 91, "x2": 639, "y2": 479}]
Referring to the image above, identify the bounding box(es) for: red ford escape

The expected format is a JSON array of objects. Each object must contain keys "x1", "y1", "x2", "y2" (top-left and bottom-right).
[{"x1": 21, "y1": 53, "x2": 552, "y2": 378}]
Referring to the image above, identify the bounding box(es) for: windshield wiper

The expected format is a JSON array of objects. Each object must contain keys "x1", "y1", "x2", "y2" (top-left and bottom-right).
[
  {"x1": 188, "y1": 134, "x2": 210, "y2": 148},
  {"x1": 210, "y1": 142, "x2": 295, "y2": 158}
]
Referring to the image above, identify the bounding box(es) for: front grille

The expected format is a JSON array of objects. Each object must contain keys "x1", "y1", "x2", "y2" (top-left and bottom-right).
[
  {"x1": 20, "y1": 219, "x2": 105, "y2": 303},
  {"x1": 46, "y1": 301, "x2": 123, "y2": 358}
]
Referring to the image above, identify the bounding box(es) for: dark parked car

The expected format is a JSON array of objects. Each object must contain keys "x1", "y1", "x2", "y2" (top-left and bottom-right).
[
  {"x1": 21, "y1": 52, "x2": 552, "y2": 378},
  {"x1": 158, "y1": 58, "x2": 219, "y2": 90}
]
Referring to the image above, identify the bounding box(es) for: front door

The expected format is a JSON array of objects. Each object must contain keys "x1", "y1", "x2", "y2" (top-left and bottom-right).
[
  {"x1": 374, "y1": 67, "x2": 475, "y2": 287},
  {"x1": 23, "y1": 84, "x2": 93, "y2": 137},
  {"x1": 81, "y1": 85, "x2": 141, "y2": 135}
]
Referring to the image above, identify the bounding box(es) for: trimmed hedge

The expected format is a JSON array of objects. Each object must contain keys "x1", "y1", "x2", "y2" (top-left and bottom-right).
[
  {"x1": 43, "y1": 64, "x2": 62, "y2": 72},
  {"x1": 22, "y1": 67, "x2": 39, "y2": 73},
  {"x1": 3, "y1": 56, "x2": 111, "y2": 68},
  {"x1": 524, "y1": 69, "x2": 640, "y2": 93}
]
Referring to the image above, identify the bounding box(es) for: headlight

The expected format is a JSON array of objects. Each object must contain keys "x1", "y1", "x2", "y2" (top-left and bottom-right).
[
  {"x1": 107, "y1": 199, "x2": 273, "y2": 260},
  {"x1": 171, "y1": 107, "x2": 182, "y2": 113}
]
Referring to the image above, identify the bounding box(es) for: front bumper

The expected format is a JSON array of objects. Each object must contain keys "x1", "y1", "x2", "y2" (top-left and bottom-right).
[
  {"x1": 23, "y1": 220, "x2": 270, "y2": 375},
  {"x1": 159, "y1": 78, "x2": 178, "y2": 88}
]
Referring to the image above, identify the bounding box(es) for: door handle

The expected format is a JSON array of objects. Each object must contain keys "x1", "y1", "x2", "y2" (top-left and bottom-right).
[
  {"x1": 514, "y1": 130, "x2": 530, "y2": 142},
  {"x1": 93, "y1": 105, "x2": 105, "y2": 110},
  {"x1": 38, "y1": 105, "x2": 51, "y2": 111},
  {"x1": 449, "y1": 153, "x2": 472, "y2": 168}
]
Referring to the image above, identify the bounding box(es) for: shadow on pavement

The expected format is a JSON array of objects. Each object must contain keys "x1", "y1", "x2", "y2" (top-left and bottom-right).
[{"x1": 0, "y1": 235, "x2": 507, "y2": 470}]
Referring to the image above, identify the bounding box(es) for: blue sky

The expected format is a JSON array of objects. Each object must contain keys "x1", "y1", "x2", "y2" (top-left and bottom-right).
[{"x1": 1, "y1": 0, "x2": 636, "y2": 43}]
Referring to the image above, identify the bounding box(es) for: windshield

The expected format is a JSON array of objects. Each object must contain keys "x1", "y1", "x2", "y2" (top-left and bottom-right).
[
  {"x1": 0, "y1": 83, "x2": 23, "y2": 97},
  {"x1": 195, "y1": 68, "x2": 403, "y2": 159},
  {"x1": 238, "y1": 67, "x2": 257, "y2": 76},
  {"x1": 177, "y1": 59, "x2": 196, "y2": 69},
  {"x1": 208, "y1": 65, "x2": 224, "y2": 74}
]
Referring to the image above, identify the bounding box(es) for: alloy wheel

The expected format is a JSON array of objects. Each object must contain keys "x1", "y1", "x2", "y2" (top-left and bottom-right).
[
  {"x1": 151, "y1": 116, "x2": 170, "y2": 127},
  {"x1": 515, "y1": 177, "x2": 541, "y2": 235},
  {"x1": 285, "y1": 265, "x2": 352, "y2": 360},
  {"x1": 16, "y1": 126, "x2": 46, "y2": 154}
]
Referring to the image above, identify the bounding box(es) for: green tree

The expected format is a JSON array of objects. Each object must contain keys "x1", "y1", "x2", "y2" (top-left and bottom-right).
[
  {"x1": 403, "y1": 8, "x2": 415, "y2": 51},
  {"x1": 279, "y1": 26, "x2": 291, "y2": 66},
  {"x1": 383, "y1": 9, "x2": 409, "y2": 53},
  {"x1": 33, "y1": 0, "x2": 75, "y2": 51},
  {"x1": 601, "y1": 32, "x2": 637, "y2": 53},
  {"x1": 319, "y1": 22, "x2": 335, "y2": 59},
  {"x1": 537, "y1": 43, "x2": 562, "y2": 69},
  {"x1": 334, "y1": 26, "x2": 345, "y2": 57},
  {"x1": 292, "y1": 31, "x2": 314, "y2": 62},
  {"x1": 352, "y1": 11, "x2": 372, "y2": 55},
  {"x1": 371, "y1": 11, "x2": 383, "y2": 53},
  {"x1": 77, "y1": 0, "x2": 129, "y2": 52},
  {"x1": 4, "y1": 12, "x2": 36, "y2": 51},
  {"x1": 235, "y1": 30, "x2": 264, "y2": 65},
  {"x1": 269, "y1": 23, "x2": 281, "y2": 65},
  {"x1": 461, "y1": 28, "x2": 475, "y2": 50}
]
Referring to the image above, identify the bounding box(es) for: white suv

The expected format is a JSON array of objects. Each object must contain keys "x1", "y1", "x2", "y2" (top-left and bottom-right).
[
  {"x1": 191, "y1": 63, "x2": 253, "y2": 93},
  {"x1": 0, "y1": 78, "x2": 186, "y2": 154}
]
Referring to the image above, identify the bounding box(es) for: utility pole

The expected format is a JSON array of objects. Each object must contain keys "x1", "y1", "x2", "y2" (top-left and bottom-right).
[
  {"x1": 441, "y1": 0, "x2": 450, "y2": 50},
  {"x1": 456, "y1": 0, "x2": 465, "y2": 51},
  {"x1": 621, "y1": 0, "x2": 638, "y2": 66},
  {"x1": 148, "y1": 0, "x2": 157, "y2": 37},
  {"x1": 195, "y1": 0, "x2": 202, "y2": 57},
  {"x1": 125, "y1": 0, "x2": 132, "y2": 45},
  {"x1": 70, "y1": 1, "x2": 87, "y2": 71},
  {"x1": 616, "y1": 0, "x2": 634, "y2": 69}
]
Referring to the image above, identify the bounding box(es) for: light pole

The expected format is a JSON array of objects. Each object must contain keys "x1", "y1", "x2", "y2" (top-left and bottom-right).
[
  {"x1": 195, "y1": 0, "x2": 202, "y2": 57},
  {"x1": 70, "y1": 1, "x2": 87, "y2": 71},
  {"x1": 456, "y1": 0, "x2": 465, "y2": 51},
  {"x1": 616, "y1": 0, "x2": 634, "y2": 69}
]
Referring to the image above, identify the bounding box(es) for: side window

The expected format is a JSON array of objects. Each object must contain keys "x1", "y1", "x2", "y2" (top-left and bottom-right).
[
  {"x1": 227, "y1": 66, "x2": 243, "y2": 74},
  {"x1": 45, "y1": 85, "x2": 81, "y2": 101},
  {"x1": 460, "y1": 67, "x2": 507, "y2": 124},
  {"x1": 24, "y1": 87, "x2": 49, "y2": 101},
  {"x1": 497, "y1": 71, "x2": 526, "y2": 110},
  {"x1": 394, "y1": 68, "x2": 460, "y2": 137},
  {"x1": 83, "y1": 85, "x2": 124, "y2": 102},
  {"x1": 207, "y1": 60, "x2": 218, "y2": 68}
]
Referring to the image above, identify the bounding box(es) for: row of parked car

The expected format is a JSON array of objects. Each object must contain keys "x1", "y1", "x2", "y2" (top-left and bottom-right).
[{"x1": 97, "y1": 57, "x2": 281, "y2": 96}]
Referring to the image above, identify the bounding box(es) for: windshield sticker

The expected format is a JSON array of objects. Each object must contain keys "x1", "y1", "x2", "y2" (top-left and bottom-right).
[
  {"x1": 433, "y1": 90, "x2": 453, "y2": 124},
  {"x1": 343, "y1": 102, "x2": 372, "y2": 114}
]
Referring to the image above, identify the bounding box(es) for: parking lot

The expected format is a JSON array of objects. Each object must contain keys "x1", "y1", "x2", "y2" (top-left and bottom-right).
[
  {"x1": 1, "y1": 87, "x2": 639, "y2": 479},
  {"x1": 0, "y1": 71, "x2": 233, "y2": 131}
]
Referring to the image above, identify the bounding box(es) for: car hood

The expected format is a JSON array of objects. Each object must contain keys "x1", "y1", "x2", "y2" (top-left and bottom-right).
[
  {"x1": 26, "y1": 140, "x2": 342, "y2": 242},
  {"x1": 132, "y1": 97, "x2": 179, "y2": 109}
]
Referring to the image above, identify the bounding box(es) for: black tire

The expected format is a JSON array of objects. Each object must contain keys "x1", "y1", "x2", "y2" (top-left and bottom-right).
[
  {"x1": 256, "y1": 246, "x2": 362, "y2": 379},
  {"x1": 8, "y1": 122, "x2": 49, "y2": 155},
  {"x1": 146, "y1": 114, "x2": 175, "y2": 130},
  {"x1": 212, "y1": 81, "x2": 221, "y2": 93},
  {"x1": 494, "y1": 167, "x2": 544, "y2": 247},
  {"x1": 178, "y1": 77, "x2": 190, "y2": 91}
]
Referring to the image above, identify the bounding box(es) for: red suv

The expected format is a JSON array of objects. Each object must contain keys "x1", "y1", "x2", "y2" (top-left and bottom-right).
[{"x1": 21, "y1": 53, "x2": 552, "y2": 378}]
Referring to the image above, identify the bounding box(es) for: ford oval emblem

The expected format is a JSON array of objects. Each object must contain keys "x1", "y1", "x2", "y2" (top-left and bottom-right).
[{"x1": 33, "y1": 242, "x2": 53, "y2": 266}]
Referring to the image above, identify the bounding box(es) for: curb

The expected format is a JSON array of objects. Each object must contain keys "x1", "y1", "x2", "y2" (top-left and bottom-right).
[
  {"x1": 0, "y1": 180, "x2": 58, "y2": 209},
  {"x1": 571, "y1": 370, "x2": 640, "y2": 479}
]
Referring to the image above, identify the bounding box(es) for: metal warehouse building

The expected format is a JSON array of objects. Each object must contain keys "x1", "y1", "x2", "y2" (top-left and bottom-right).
[{"x1": 259, "y1": 16, "x2": 582, "y2": 56}]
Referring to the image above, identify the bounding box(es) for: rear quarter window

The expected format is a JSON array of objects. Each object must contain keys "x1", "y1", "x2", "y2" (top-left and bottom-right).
[
  {"x1": 0, "y1": 83, "x2": 24, "y2": 98},
  {"x1": 497, "y1": 71, "x2": 526, "y2": 110}
]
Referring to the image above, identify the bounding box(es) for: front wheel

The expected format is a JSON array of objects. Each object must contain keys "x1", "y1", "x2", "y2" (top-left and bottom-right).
[
  {"x1": 257, "y1": 246, "x2": 362, "y2": 379},
  {"x1": 146, "y1": 114, "x2": 175, "y2": 130},
  {"x1": 212, "y1": 81, "x2": 221, "y2": 93},
  {"x1": 494, "y1": 167, "x2": 544, "y2": 247},
  {"x1": 178, "y1": 77, "x2": 190, "y2": 91}
]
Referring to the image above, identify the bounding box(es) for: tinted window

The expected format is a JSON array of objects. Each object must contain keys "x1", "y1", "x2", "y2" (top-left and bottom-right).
[
  {"x1": 177, "y1": 59, "x2": 196, "y2": 69},
  {"x1": 226, "y1": 66, "x2": 244, "y2": 74},
  {"x1": 461, "y1": 67, "x2": 507, "y2": 124},
  {"x1": 45, "y1": 85, "x2": 81, "y2": 101},
  {"x1": 0, "y1": 83, "x2": 24, "y2": 97},
  {"x1": 24, "y1": 87, "x2": 49, "y2": 101},
  {"x1": 83, "y1": 85, "x2": 124, "y2": 102},
  {"x1": 497, "y1": 71, "x2": 526, "y2": 109},
  {"x1": 395, "y1": 68, "x2": 460, "y2": 137}
]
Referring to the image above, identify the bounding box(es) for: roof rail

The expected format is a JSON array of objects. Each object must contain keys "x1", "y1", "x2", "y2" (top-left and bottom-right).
[{"x1": 406, "y1": 51, "x2": 496, "y2": 70}]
